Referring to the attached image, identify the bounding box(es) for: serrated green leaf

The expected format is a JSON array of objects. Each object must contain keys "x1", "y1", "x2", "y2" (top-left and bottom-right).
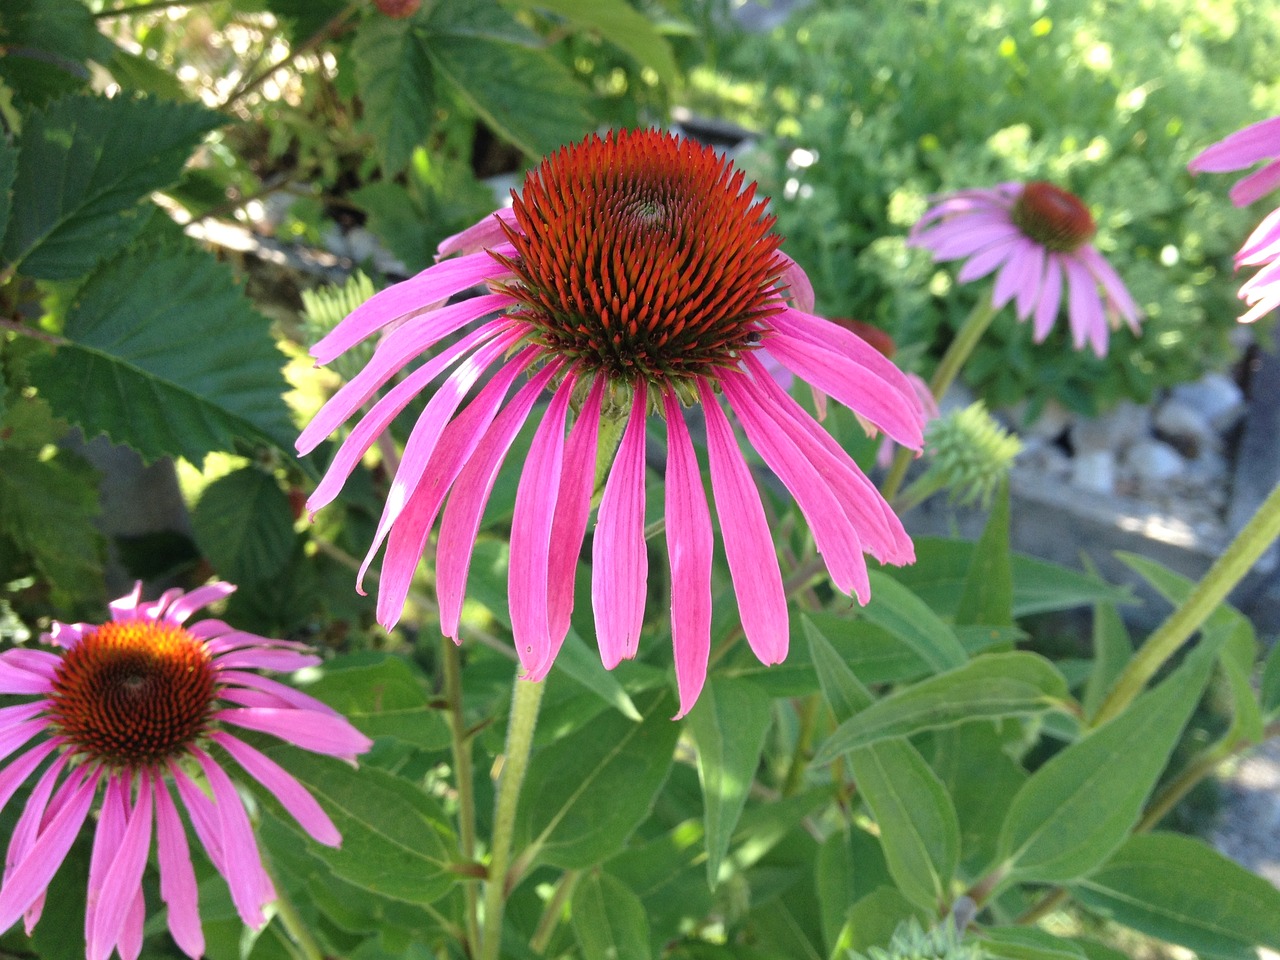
[
  {"x1": 352, "y1": 18, "x2": 435, "y2": 174},
  {"x1": 299, "y1": 653, "x2": 451, "y2": 751},
  {"x1": 0, "y1": 0, "x2": 108, "y2": 107},
  {"x1": 519, "y1": 691, "x2": 678, "y2": 869},
  {"x1": 814, "y1": 652, "x2": 1069, "y2": 759},
  {"x1": 30, "y1": 239, "x2": 294, "y2": 463},
  {"x1": 686, "y1": 676, "x2": 773, "y2": 888},
  {"x1": 862, "y1": 570, "x2": 968, "y2": 672},
  {"x1": 571, "y1": 872, "x2": 652, "y2": 960},
  {"x1": 104, "y1": 44, "x2": 188, "y2": 100},
  {"x1": 955, "y1": 479, "x2": 1014, "y2": 626},
  {"x1": 1071, "y1": 832, "x2": 1280, "y2": 959},
  {"x1": 3, "y1": 95, "x2": 224, "y2": 278},
  {"x1": 997, "y1": 636, "x2": 1222, "y2": 884},
  {"x1": 516, "y1": 0, "x2": 679, "y2": 88},
  {"x1": 261, "y1": 750, "x2": 457, "y2": 906},
  {"x1": 191, "y1": 466, "x2": 295, "y2": 585}
]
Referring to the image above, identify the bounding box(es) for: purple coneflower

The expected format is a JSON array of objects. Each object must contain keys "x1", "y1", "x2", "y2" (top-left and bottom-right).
[
  {"x1": 299, "y1": 128, "x2": 926, "y2": 715},
  {"x1": 0, "y1": 582, "x2": 372, "y2": 960},
  {"x1": 909, "y1": 181, "x2": 1142, "y2": 356},
  {"x1": 1189, "y1": 116, "x2": 1280, "y2": 324}
]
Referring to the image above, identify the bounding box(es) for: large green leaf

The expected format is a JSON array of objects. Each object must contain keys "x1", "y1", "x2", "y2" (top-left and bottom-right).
[
  {"x1": 518, "y1": 691, "x2": 678, "y2": 869},
  {"x1": 0, "y1": 136, "x2": 16, "y2": 245},
  {"x1": 861, "y1": 570, "x2": 968, "y2": 671},
  {"x1": 1081, "y1": 595, "x2": 1132, "y2": 722},
  {"x1": 815, "y1": 830, "x2": 857, "y2": 955},
  {"x1": 190, "y1": 466, "x2": 295, "y2": 585},
  {"x1": 981, "y1": 927, "x2": 1086, "y2": 960},
  {"x1": 0, "y1": 0, "x2": 109, "y2": 107},
  {"x1": 571, "y1": 872, "x2": 652, "y2": 960},
  {"x1": 813, "y1": 652, "x2": 1069, "y2": 758},
  {"x1": 299, "y1": 653, "x2": 451, "y2": 751},
  {"x1": 1071, "y1": 832, "x2": 1280, "y2": 959},
  {"x1": 954, "y1": 480, "x2": 1014, "y2": 626},
  {"x1": 262, "y1": 751, "x2": 457, "y2": 906},
  {"x1": 685, "y1": 676, "x2": 773, "y2": 888},
  {"x1": 3, "y1": 95, "x2": 224, "y2": 278},
  {"x1": 929, "y1": 722, "x2": 1027, "y2": 874},
  {"x1": 515, "y1": 0, "x2": 679, "y2": 87},
  {"x1": 29, "y1": 238, "x2": 295, "y2": 463},
  {"x1": 996, "y1": 636, "x2": 1221, "y2": 884},
  {"x1": 351, "y1": 17, "x2": 435, "y2": 174}
]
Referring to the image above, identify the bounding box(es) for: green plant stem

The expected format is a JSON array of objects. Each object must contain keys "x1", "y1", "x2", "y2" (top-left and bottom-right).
[
  {"x1": 529, "y1": 870, "x2": 581, "y2": 955},
  {"x1": 93, "y1": 0, "x2": 220, "y2": 19},
  {"x1": 780, "y1": 694, "x2": 819, "y2": 796},
  {"x1": 221, "y1": 2, "x2": 359, "y2": 108},
  {"x1": 1092, "y1": 479, "x2": 1280, "y2": 727},
  {"x1": 479, "y1": 677, "x2": 546, "y2": 960},
  {"x1": 266, "y1": 863, "x2": 324, "y2": 960},
  {"x1": 442, "y1": 634, "x2": 481, "y2": 954},
  {"x1": 881, "y1": 295, "x2": 999, "y2": 503}
]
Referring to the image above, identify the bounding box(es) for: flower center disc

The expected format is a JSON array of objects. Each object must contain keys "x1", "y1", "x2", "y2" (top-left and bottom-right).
[
  {"x1": 496, "y1": 129, "x2": 787, "y2": 385},
  {"x1": 1011, "y1": 181, "x2": 1097, "y2": 253},
  {"x1": 50, "y1": 620, "x2": 217, "y2": 767}
]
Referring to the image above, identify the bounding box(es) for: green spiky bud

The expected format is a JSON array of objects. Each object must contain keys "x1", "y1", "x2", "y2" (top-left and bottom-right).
[
  {"x1": 300, "y1": 272, "x2": 378, "y2": 382},
  {"x1": 913, "y1": 401, "x2": 1021, "y2": 509},
  {"x1": 847, "y1": 917, "x2": 985, "y2": 960}
]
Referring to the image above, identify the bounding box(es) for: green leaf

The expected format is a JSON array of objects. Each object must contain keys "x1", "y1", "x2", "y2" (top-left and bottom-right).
[
  {"x1": 0, "y1": 135, "x2": 16, "y2": 245},
  {"x1": 352, "y1": 18, "x2": 435, "y2": 174},
  {"x1": 553, "y1": 627, "x2": 642, "y2": 720},
  {"x1": 813, "y1": 652, "x2": 1069, "y2": 759},
  {"x1": 518, "y1": 691, "x2": 678, "y2": 869},
  {"x1": 981, "y1": 927, "x2": 1086, "y2": 960},
  {"x1": 839, "y1": 887, "x2": 923, "y2": 954},
  {"x1": 686, "y1": 676, "x2": 773, "y2": 888},
  {"x1": 261, "y1": 751, "x2": 457, "y2": 906},
  {"x1": 3, "y1": 95, "x2": 224, "y2": 278},
  {"x1": 1081, "y1": 597, "x2": 1132, "y2": 723},
  {"x1": 862, "y1": 570, "x2": 968, "y2": 672},
  {"x1": 816, "y1": 829, "x2": 857, "y2": 955},
  {"x1": 570, "y1": 872, "x2": 652, "y2": 960},
  {"x1": 929, "y1": 722, "x2": 1027, "y2": 873},
  {"x1": 996, "y1": 637, "x2": 1221, "y2": 884},
  {"x1": 804, "y1": 615, "x2": 872, "y2": 718},
  {"x1": 954, "y1": 479, "x2": 1014, "y2": 626},
  {"x1": 0, "y1": 0, "x2": 107, "y2": 107},
  {"x1": 1072, "y1": 832, "x2": 1280, "y2": 959},
  {"x1": 299, "y1": 653, "x2": 451, "y2": 751},
  {"x1": 191, "y1": 466, "x2": 295, "y2": 585},
  {"x1": 516, "y1": 0, "x2": 680, "y2": 88},
  {"x1": 1261, "y1": 639, "x2": 1280, "y2": 718},
  {"x1": 29, "y1": 238, "x2": 295, "y2": 463},
  {"x1": 1117, "y1": 552, "x2": 1256, "y2": 647}
]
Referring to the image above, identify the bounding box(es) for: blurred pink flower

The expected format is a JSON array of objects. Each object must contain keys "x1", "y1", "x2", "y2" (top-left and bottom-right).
[
  {"x1": 0, "y1": 582, "x2": 371, "y2": 960},
  {"x1": 1189, "y1": 116, "x2": 1280, "y2": 323},
  {"x1": 909, "y1": 181, "x2": 1142, "y2": 356},
  {"x1": 299, "y1": 128, "x2": 927, "y2": 715}
]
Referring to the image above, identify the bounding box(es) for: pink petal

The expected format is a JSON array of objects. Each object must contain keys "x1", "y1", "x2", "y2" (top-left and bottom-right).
[
  {"x1": 591, "y1": 387, "x2": 649, "y2": 669},
  {"x1": 214, "y1": 649, "x2": 321, "y2": 672},
  {"x1": 85, "y1": 775, "x2": 129, "y2": 959},
  {"x1": 191, "y1": 748, "x2": 270, "y2": 929},
  {"x1": 775, "y1": 250, "x2": 816, "y2": 312},
  {"x1": 697, "y1": 379, "x2": 788, "y2": 666},
  {"x1": 662, "y1": 391, "x2": 713, "y2": 718},
  {"x1": 1076, "y1": 246, "x2": 1141, "y2": 328},
  {"x1": 435, "y1": 362, "x2": 563, "y2": 639},
  {"x1": 169, "y1": 763, "x2": 226, "y2": 875},
  {"x1": 5, "y1": 752, "x2": 70, "y2": 878},
  {"x1": 436, "y1": 208, "x2": 518, "y2": 260},
  {"x1": 1062, "y1": 254, "x2": 1107, "y2": 355},
  {"x1": 1012, "y1": 243, "x2": 1047, "y2": 320},
  {"x1": 1189, "y1": 117, "x2": 1280, "y2": 174},
  {"x1": 0, "y1": 718, "x2": 51, "y2": 763},
  {"x1": 310, "y1": 248, "x2": 514, "y2": 364},
  {"x1": 509, "y1": 375, "x2": 575, "y2": 680},
  {"x1": 956, "y1": 234, "x2": 1019, "y2": 284},
  {"x1": 107, "y1": 583, "x2": 144, "y2": 620},
  {"x1": 212, "y1": 732, "x2": 340, "y2": 846},
  {"x1": 218, "y1": 671, "x2": 340, "y2": 715},
  {"x1": 116, "y1": 890, "x2": 145, "y2": 960},
  {"x1": 1236, "y1": 206, "x2": 1280, "y2": 264},
  {"x1": 154, "y1": 777, "x2": 204, "y2": 959},
  {"x1": 547, "y1": 376, "x2": 605, "y2": 644},
  {"x1": 89, "y1": 773, "x2": 153, "y2": 960},
  {"x1": 1032, "y1": 256, "x2": 1064, "y2": 342},
  {"x1": 215, "y1": 707, "x2": 372, "y2": 759},
  {"x1": 0, "y1": 740, "x2": 59, "y2": 817},
  {"x1": 163, "y1": 582, "x2": 235, "y2": 624},
  {"x1": 1229, "y1": 161, "x2": 1280, "y2": 207}
]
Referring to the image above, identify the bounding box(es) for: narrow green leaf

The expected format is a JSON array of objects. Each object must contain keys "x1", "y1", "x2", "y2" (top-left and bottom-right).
[
  {"x1": 1117, "y1": 552, "x2": 1256, "y2": 647},
  {"x1": 813, "y1": 652, "x2": 1069, "y2": 759},
  {"x1": 686, "y1": 676, "x2": 773, "y2": 888},
  {"x1": 3, "y1": 95, "x2": 224, "y2": 277},
  {"x1": 519, "y1": 691, "x2": 678, "y2": 869},
  {"x1": 929, "y1": 722, "x2": 1028, "y2": 874},
  {"x1": 804, "y1": 615, "x2": 873, "y2": 718},
  {"x1": 997, "y1": 637, "x2": 1221, "y2": 883},
  {"x1": 352, "y1": 18, "x2": 434, "y2": 173},
  {"x1": 840, "y1": 887, "x2": 923, "y2": 954},
  {"x1": 981, "y1": 927, "x2": 1086, "y2": 960},
  {"x1": 516, "y1": 0, "x2": 680, "y2": 87},
  {"x1": 862, "y1": 570, "x2": 968, "y2": 672},
  {"x1": 261, "y1": 752, "x2": 457, "y2": 906},
  {"x1": 30, "y1": 238, "x2": 295, "y2": 463},
  {"x1": 1071, "y1": 832, "x2": 1280, "y2": 959},
  {"x1": 816, "y1": 829, "x2": 857, "y2": 955},
  {"x1": 1081, "y1": 597, "x2": 1132, "y2": 722},
  {"x1": 554, "y1": 628, "x2": 643, "y2": 720},
  {"x1": 955, "y1": 479, "x2": 1014, "y2": 626},
  {"x1": 1261, "y1": 639, "x2": 1280, "y2": 718},
  {"x1": 570, "y1": 872, "x2": 652, "y2": 960},
  {"x1": 191, "y1": 466, "x2": 295, "y2": 585},
  {"x1": 299, "y1": 653, "x2": 451, "y2": 750}
]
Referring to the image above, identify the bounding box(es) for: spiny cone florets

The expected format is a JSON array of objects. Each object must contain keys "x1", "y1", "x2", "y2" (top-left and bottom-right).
[{"x1": 1011, "y1": 181, "x2": 1096, "y2": 252}]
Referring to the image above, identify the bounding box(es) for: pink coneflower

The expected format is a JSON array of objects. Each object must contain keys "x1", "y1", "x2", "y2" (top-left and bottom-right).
[
  {"x1": 909, "y1": 181, "x2": 1142, "y2": 356},
  {"x1": 0, "y1": 582, "x2": 372, "y2": 960},
  {"x1": 1189, "y1": 117, "x2": 1280, "y2": 324},
  {"x1": 299, "y1": 128, "x2": 926, "y2": 715}
]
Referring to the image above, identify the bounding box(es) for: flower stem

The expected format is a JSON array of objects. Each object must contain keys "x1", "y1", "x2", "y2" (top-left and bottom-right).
[
  {"x1": 881, "y1": 295, "x2": 999, "y2": 502},
  {"x1": 480, "y1": 676, "x2": 546, "y2": 960},
  {"x1": 1092, "y1": 479, "x2": 1280, "y2": 728},
  {"x1": 529, "y1": 870, "x2": 581, "y2": 954},
  {"x1": 441, "y1": 634, "x2": 481, "y2": 954},
  {"x1": 266, "y1": 863, "x2": 325, "y2": 960}
]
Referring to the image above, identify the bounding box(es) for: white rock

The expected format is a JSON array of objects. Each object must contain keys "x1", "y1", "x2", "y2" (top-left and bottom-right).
[
  {"x1": 1153, "y1": 397, "x2": 1219, "y2": 456},
  {"x1": 1070, "y1": 401, "x2": 1151, "y2": 454},
  {"x1": 1071, "y1": 449, "x2": 1116, "y2": 493},
  {"x1": 1127, "y1": 439, "x2": 1186, "y2": 484},
  {"x1": 1171, "y1": 372, "x2": 1246, "y2": 432},
  {"x1": 1024, "y1": 399, "x2": 1076, "y2": 440}
]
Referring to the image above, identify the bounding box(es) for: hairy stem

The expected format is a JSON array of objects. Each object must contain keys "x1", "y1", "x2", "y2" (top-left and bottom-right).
[{"x1": 529, "y1": 870, "x2": 581, "y2": 955}]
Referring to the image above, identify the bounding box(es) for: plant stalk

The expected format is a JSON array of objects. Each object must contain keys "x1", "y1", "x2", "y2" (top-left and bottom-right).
[{"x1": 441, "y1": 634, "x2": 481, "y2": 954}]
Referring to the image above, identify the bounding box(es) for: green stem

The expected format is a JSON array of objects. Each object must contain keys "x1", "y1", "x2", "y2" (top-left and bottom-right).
[
  {"x1": 780, "y1": 695, "x2": 818, "y2": 797},
  {"x1": 881, "y1": 296, "x2": 999, "y2": 502},
  {"x1": 93, "y1": 0, "x2": 221, "y2": 18},
  {"x1": 442, "y1": 634, "x2": 481, "y2": 954},
  {"x1": 529, "y1": 870, "x2": 581, "y2": 955},
  {"x1": 267, "y1": 863, "x2": 324, "y2": 960},
  {"x1": 1092, "y1": 479, "x2": 1280, "y2": 727},
  {"x1": 479, "y1": 677, "x2": 546, "y2": 960}
]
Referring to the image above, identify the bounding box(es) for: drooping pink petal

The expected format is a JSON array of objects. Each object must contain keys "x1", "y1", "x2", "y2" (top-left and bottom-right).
[
  {"x1": 88, "y1": 773, "x2": 153, "y2": 960},
  {"x1": 435, "y1": 363, "x2": 563, "y2": 639},
  {"x1": 956, "y1": 234, "x2": 1019, "y2": 284},
  {"x1": 85, "y1": 775, "x2": 129, "y2": 960},
  {"x1": 154, "y1": 776, "x2": 204, "y2": 959},
  {"x1": 721, "y1": 372, "x2": 870, "y2": 603},
  {"x1": 163, "y1": 582, "x2": 236, "y2": 624},
  {"x1": 547, "y1": 376, "x2": 605, "y2": 644},
  {"x1": 1076, "y1": 245, "x2": 1142, "y2": 329},
  {"x1": 191, "y1": 748, "x2": 270, "y2": 929},
  {"x1": 437, "y1": 208, "x2": 518, "y2": 260},
  {"x1": 697, "y1": 379, "x2": 788, "y2": 665},
  {"x1": 169, "y1": 763, "x2": 226, "y2": 875},
  {"x1": 662, "y1": 391, "x2": 713, "y2": 718},
  {"x1": 1237, "y1": 206, "x2": 1280, "y2": 265},
  {"x1": 310, "y1": 248, "x2": 515, "y2": 364},
  {"x1": 204, "y1": 629, "x2": 312, "y2": 653},
  {"x1": 591, "y1": 386, "x2": 649, "y2": 669},
  {"x1": 218, "y1": 671, "x2": 340, "y2": 715},
  {"x1": 214, "y1": 649, "x2": 321, "y2": 672},
  {"x1": 1012, "y1": 243, "x2": 1047, "y2": 320},
  {"x1": 509, "y1": 374, "x2": 575, "y2": 680},
  {"x1": 215, "y1": 707, "x2": 373, "y2": 759},
  {"x1": 0, "y1": 741, "x2": 58, "y2": 819},
  {"x1": 1062, "y1": 254, "x2": 1107, "y2": 355},
  {"x1": 0, "y1": 649, "x2": 59, "y2": 680},
  {"x1": 775, "y1": 250, "x2": 816, "y2": 312},
  {"x1": 1032, "y1": 256, "x2": 1064, "y2": 342},
  {"x1": 117, "y1": 890, "x2": 145, "y2": 960},
  {"x1": 4, "y1": 753, "x2": 70, "y2": 878},
  {"x1": 1229, "y1": 161, "x2": 1280, "y2": 207},
  {"x1": 1189, "y1": 117, "x2": 1280, "y2": 173},
  {"x1": 0, "y1": 717, "x2": 51, "y2": 763},
  {"x1": 212, "y1": 733, "x2": 339, "y2": 846},
  {"x1": 910, "y1": 212, "x2": 1018, "y2": 259}
]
